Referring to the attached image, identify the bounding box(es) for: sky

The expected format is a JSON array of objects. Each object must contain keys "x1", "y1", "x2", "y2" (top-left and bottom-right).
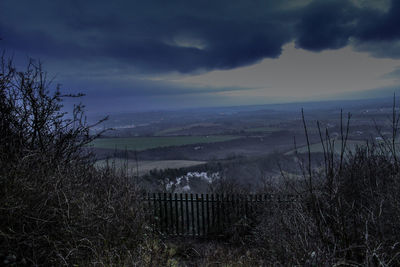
[{"x1": 2, "y1": 0, "x2": 400, "y2": 113}]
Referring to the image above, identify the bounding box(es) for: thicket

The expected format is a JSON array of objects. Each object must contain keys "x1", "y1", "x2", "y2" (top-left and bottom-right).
[
  {"x1": 0, "y1": 56, "x2": 177, "y2": 266},
  {"x1": 253, "y1": 109, "x2": 400, "y2": 266}
]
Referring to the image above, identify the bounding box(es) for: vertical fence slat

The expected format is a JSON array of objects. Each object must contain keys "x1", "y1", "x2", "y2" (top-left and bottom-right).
[
  {"x1": 185, "y1": 194, "x2": 189, "y2": 235},
  {"x1": 169, "y1": 193, "x2": 173, "y2": 234},
  {"x1": 227, "y1": 194, "x2": 231, "y2": 226},
  {"x1": 216, "y1": 194, "x2": 221, "y2": 232},
  {"x1": 201, "y1": 194, "x2": 205, "y2": 236},
  {"x1": 249, "y1": 194, "x2": 252, "y2": 216},
  {"x1": 152, "y1": 193, "x2": 157, "y2": 233},
  {"x1": 206, "y1": 194, "x2": 210, "y2": 235},
  {"x1": 175, "y1": 193, "x2": 179, "y2": 235},
  {"x1": 241, "y1": 195, "x2": 245, "y2": 218},
  {"x1": 157, "y1": 193, "x2": 162, "y2": 233},
  {"x1": 236, "y1": 194, "x2": 240, "y2": 219},
  {"x1": 180, "y1": 193, "x2": 184, "y2": 236},
  {"x1": 196, "y1": 194, "x2": 200, "y2": 236},
  {"x1": 230, "y1": 194, "x2": 234, "y2": 223},
  {"x1": 211, "y1": 194, "x2": 215, "y2": 228},
  {"x1": 244, "y1": 195, "x2": 247, "y2": 217},
  {"x1": 191, "y1": 194, "x2": 195, "y2": 236},
  {"x1": 220, "y1": 194, "x2": 225, "y2": 229},
  {"x1": 162, "y1": 193, "x2": 167, "y2": 234}
]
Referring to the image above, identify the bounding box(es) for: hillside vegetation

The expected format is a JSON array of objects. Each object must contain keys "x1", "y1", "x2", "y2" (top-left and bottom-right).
[{"x1": 0, "y1": 58, "x2": 163, "y2": 265}]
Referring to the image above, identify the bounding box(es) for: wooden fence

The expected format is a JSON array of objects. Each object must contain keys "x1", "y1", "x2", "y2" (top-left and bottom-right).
[{"x1": 143, "y1": 193, "x2": 301, "y2": 237}]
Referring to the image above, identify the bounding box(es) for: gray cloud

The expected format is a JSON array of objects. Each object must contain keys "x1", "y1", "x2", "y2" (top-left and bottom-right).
[
  {"x1": 2, "y1": 0, "x2": 400, "y2": 112},
  {"x1": 0, "y1": 0, "x2": 298, "y2": 74},
  {"x1": 2, "y1": 0, "x2": 400, "y2": 73}
]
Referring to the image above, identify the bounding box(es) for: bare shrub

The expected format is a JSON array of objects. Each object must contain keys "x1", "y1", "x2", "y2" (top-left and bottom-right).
[
  {"x1": 0, "y1": 55, "x2": 153, "y2": 265},
  {"x1": 254, "y1": 108, "x2": 400, "y2": 266}
]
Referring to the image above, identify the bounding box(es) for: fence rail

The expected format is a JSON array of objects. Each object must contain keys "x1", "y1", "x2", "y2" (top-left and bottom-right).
[{"x1": 143, "y1": 193, "x2": 301, "y2": 237}]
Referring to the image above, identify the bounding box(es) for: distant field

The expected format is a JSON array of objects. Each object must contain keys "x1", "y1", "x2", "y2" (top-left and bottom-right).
[
  {"x1": 285, "y1": 139, "x2": 366, "y2": 155},
  {"x1": 95, "y1": 159, "x2": 206, "y2": 175},
  {"x1": 155, "y1": 123, "x2": 220, "y2": 136},
  {"x1": 244, "y1": 126, "x2": 282, "y2": 133},
  {"x1": 90, "y1": 135, "x2": 240, "y2": 151}
]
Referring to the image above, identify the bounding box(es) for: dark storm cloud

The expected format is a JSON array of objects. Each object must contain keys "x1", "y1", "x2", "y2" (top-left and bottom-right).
[
  {"x1": 0, "y1": 0, "x2": 290, "y2": 73},
  {"x1": 1, "y1": 0, "x2": 400, "y2": 73},
  {"x1": 295, "y1": 0, "x2": 358, "y2": 51},
  {"x1": 356, "y1": 0, "x2": 400, "y2": 42},
  {"x1": 294, "y1": 0, "x2": 400, "y2": 57},
  {"x1": 100, "y1": 19, "x2": 289, "y2": 73}
]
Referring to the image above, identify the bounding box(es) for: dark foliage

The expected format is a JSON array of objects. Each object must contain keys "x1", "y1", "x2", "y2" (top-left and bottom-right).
[
  {"x1": 254, "y1": 109, "x2": 400, "y2": 266},
  {"x1": 0, "y1": 56, "x2": 153, "y2": 265}
]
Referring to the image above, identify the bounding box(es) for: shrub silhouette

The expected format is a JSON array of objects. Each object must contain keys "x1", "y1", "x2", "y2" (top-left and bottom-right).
[
  {"x1": 0, "y1": 56, "x2": 155, "y2": 265},
  {"x1": 254, "y1": 109, "x2": 400, "y2": 266}
]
